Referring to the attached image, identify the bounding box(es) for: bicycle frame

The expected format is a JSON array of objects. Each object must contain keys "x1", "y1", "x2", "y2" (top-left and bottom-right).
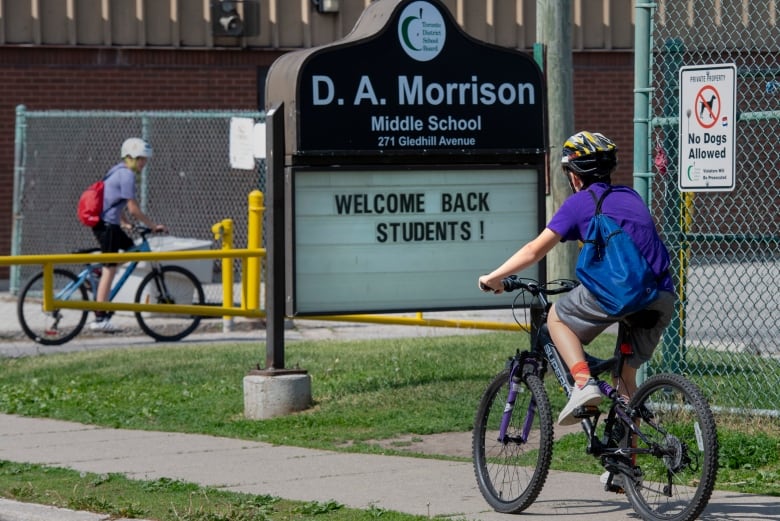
[
  {"x1": 53, "y1": 235, "x2": 154, "y2": 303},
  {"x1": 106, "y1": 239, "x2": 152, "y2": 302},
  {"x1": 497, "y1": 286, "x2": 654, "y2": 465}
]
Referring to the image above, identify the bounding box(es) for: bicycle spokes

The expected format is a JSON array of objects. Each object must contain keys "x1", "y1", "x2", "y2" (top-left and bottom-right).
[
  {"x1": 623, "y1": 374, "x2": 718, "y2": 521},
  {"x1": 473, "y1": 371, "x2": 553, "y2": 514},
  {"x1": 17, "y1": 268, "x2": 90, "y2": 346},
  {"x1": 134, "y1": 265, "x2": 204, "y2": 342}
]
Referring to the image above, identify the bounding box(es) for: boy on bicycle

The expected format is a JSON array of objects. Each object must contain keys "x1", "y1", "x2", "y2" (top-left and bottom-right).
[
  {"x1": 478, "y1": 131, "x2": 674, "y2": 426},
  {"x1": 90, "y1": 137, "x2": 167, "y2": 332}
]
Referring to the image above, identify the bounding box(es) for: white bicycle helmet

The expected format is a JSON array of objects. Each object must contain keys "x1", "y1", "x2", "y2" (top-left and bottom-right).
[{"x1": 121, "y1": 137, "x2": 153, "y2": 159}]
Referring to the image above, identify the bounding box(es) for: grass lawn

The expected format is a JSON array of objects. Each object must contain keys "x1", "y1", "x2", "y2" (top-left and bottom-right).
[{"x1": 0, "y1": 332, "x2": 778, "y2": 519}]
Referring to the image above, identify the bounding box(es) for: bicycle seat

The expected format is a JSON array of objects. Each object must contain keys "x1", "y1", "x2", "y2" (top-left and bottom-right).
[{"x1": 622, "y1": 310, "x2": 660, "y2": 329}]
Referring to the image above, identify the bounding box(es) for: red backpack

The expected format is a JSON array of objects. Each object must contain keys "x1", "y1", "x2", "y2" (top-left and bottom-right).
[{"x1": 77, "y1": 167, "x2": 119, "y2": 227}]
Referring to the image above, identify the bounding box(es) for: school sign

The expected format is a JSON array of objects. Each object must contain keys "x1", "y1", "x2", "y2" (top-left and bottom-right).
[{"x1": 266, "y1": 0, "x2": 547, "y2": 315}]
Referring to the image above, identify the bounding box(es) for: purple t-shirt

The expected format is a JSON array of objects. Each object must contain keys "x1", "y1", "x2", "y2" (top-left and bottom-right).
[
  {"x1": 547, "y1": 183, "x2": 674, "y2": 293},
  {"x1": 100, "y1": 162, "x2": 137, "y2": 226}
]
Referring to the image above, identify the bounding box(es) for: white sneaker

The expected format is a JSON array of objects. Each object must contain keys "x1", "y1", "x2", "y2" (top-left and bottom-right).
[
  {"x1": 89, "y1": 318, "x2": 120, "y2": 333},
  {"x1": 557, "y1": 379, "x2": 602, "y2": 426},
  {"x1": 600, "y1": 471, "x2": 624, "y2": 491}
]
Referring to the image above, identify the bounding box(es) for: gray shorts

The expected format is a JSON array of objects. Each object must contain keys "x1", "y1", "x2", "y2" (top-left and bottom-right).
[{"x1": 552, "y1": 284, "x2": 675, "y2": 368}]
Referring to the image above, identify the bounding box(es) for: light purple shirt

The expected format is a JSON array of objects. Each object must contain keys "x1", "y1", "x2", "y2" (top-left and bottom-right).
[
  {"x1": 547, "y1": 183, "x2": 674, "y2": 293},
  {"x1": 100, "y1": 162, "x2": 137, "y2": 226}
]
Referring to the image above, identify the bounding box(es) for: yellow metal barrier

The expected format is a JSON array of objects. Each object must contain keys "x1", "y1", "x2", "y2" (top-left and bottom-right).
[
  {"x1": 0, "y1": 248, "x2": 266, "y2": 318},
  {"x1": 246, "y1": 190, "x2": 264, "y2": 311},
  {"x1": 299, "y1": 313, "x2": 521, "y2": 332},
  {"x1": 212, "y1": 218, "x2": 236, "y2": 328},
  {"x1": 3, "y1": 188, "x2": 520, "y2": 334}
]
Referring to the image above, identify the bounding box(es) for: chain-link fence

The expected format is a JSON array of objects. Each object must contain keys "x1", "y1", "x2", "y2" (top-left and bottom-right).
[
  {"x1": 12, "y1": 108, "x2": 266, "y2": 305},
  {"x1": 646, "y1": 1, "x2": 780, "y2": 414}
]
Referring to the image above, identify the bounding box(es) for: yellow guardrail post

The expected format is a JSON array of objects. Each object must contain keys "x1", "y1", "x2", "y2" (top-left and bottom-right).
[
  {"x1": 246, "y1": 190, "x2": 264, "y2": 311},
  {"x1": 42, "y1": 262, "x2": 54, "y2": 312},
  {"x1": 212, "y1": 219, "x2": 235, "y2": 332}
]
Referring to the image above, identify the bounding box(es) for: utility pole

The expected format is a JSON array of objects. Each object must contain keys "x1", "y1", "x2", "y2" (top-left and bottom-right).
[{"x1": 537, "y1": 0, "x2": 577, "y2": 280}]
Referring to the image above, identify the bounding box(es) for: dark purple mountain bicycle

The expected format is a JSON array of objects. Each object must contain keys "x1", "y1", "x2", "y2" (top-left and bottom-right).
[{"x1": 472, "y1": 276, "x2": 718, "y2": 521}]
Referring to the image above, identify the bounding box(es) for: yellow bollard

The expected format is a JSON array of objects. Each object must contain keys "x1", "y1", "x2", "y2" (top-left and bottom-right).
[
  {"x1": 246, "y1": 191, "x2": 264, "y2": 311},
  {"x1": 211, "y1": 219, "x2": 235, "y2": 332}
]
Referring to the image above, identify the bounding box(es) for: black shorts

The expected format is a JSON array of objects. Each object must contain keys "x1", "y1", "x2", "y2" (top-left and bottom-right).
[{"x1": 92, "y1": 221, "x2": 134, "y2": 266}]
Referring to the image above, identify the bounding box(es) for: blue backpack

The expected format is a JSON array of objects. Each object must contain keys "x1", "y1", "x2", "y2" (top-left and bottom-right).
[{"x1": 575, "y1": 187, "x2": 659, "y2": 316}]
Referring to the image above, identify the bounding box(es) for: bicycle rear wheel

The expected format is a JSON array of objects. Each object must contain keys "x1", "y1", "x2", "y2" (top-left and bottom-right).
[
  {"x1": 17, "y1": 268, "x2": 89, "y2": 345},
  {"x1": 134, "y1": 265, "x2": 204, "y2": 342},
  {"x1": 623, "y1": 373, "x2": 718, "y2": 521},
  {"x1": 472, "y1": 371, "x2": 553, "y2": 514}
]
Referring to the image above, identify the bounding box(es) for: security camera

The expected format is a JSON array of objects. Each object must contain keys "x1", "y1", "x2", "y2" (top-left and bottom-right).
[{"x1": 211, "y1": 1, "x2": 244, "y2": 37}]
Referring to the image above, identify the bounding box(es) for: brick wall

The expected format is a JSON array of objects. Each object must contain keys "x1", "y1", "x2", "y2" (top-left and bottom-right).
[
  {"x1": 571, "y1": 52, "x2": 635, "y2": 185},
  {"x1": 0, "y1": 48, "x2": 634, "y2": 265}
]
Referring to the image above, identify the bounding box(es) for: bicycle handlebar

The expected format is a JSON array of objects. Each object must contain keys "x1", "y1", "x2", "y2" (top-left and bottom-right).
[
  {"x1": 132, "y1": 224, "x2": 168, "y2": 238},
  {"x1": 498, "y1": 275, "x2": 579, "y2": 295}
]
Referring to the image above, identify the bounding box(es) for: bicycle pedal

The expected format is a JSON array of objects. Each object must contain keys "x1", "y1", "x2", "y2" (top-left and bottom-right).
[
  {"x1": 604, "y1": 482, "x2": 626, "y2": 494},
  {"x1": 573, "y1": 405, "x2": 600, "y2": 418}
]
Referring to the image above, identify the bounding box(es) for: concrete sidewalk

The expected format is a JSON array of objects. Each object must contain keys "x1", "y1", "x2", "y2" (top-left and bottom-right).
[{"x1": 1, "y1": 414, "x2": 778, "y2": 521}]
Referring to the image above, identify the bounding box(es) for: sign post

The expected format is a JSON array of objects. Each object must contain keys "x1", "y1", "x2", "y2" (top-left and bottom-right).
[
  {"x1": 678, "y1": 63, "x2": 737, "y2": 192},
  {"x1": 249, "y1": 0, "x2": 549, "y2": 418}
]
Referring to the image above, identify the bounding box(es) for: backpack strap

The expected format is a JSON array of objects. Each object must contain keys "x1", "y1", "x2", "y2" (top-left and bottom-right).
[
  {"x1": 103, "y1": 163, "x2": 122, "y2": 182},
  {"x1": 101, "y1": 164, "x2": 125, "y2": 214},
  {"x1": 588, "y1": 186, "x2": 614, "y2": 215}
]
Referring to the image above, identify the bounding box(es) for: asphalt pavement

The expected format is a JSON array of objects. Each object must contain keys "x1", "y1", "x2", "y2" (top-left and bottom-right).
[{"x1": 0, "y1": 293, "x2": 778, "y2": 521}]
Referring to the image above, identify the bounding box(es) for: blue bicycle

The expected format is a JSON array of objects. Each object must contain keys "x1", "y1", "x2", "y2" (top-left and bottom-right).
[{"x1": 17, "y1": 225, "x2": 205, "y2": 345}]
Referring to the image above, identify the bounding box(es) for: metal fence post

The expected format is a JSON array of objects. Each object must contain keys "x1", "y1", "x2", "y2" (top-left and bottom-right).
[
  {"x1": 660, "y1": 38, "x2": 686, "y2": 375},
  {"x1": 11, "y1": 105, "x2": 28, "y2": 291},
  {"x1": 140, "y1": 115, "x2": 151, "y2": 213}
]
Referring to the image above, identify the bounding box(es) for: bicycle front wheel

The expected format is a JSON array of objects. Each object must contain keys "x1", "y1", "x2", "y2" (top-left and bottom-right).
[
  {"x1": 134, "y1": 265, "x2": 204, "y2": 342},
  {"x1": 17, "y1": 268, "x2": 89, "y2": 345},
  {"x1": 624, "y1": 373, "x2": 719, "y2": 521},
  {"x1": 472, "y1": 371, "x2": 553, "y2": 514}
]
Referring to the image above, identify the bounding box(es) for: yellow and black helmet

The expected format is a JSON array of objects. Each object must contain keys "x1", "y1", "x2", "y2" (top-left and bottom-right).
[{"x1": 561, "y1": 131, "x2": 618, "y2": 179}]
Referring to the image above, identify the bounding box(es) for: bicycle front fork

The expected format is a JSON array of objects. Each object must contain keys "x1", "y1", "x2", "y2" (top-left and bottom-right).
[{"x1": 498, "y1": 353, "x2": 542, "y2": 444}]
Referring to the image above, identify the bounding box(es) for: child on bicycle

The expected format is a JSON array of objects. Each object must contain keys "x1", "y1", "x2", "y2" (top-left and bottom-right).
[
  {"x1": 90, "y1": 137, "x2": 167, "y2": 332},
  {"x1": 478, "y1": 131, "x2": 674, "y2": 426}
]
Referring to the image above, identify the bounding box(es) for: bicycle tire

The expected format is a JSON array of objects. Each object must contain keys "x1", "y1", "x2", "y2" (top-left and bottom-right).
[
  {"x1": 473, "y1": 371, "x2": 553, "y2": 513},
  {"x1": 134, "y1": 265, "x2": 204, "y2": 342},
  {"x1": 17, "y1": 268, "x2": 89, "y2": 345},
  {"x1": 623, "y1": 373, "x2": 718, "y2": 521}
]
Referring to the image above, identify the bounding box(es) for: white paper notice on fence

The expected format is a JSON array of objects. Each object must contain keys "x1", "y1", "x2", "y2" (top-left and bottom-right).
[
  {"x1": 229, "y1": 117, "x2": 258, "y2": 170},
  {"x1": 253, "y1": 122, "x2": 266, "y2": 159}
]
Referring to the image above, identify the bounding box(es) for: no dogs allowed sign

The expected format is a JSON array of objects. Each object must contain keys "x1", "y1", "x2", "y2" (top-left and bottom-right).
[{"x1": 678, "y1": 63, "x2": 737, "y2": 192}]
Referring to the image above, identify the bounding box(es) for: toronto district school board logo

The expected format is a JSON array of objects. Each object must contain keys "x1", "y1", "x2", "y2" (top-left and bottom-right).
[{"x1": 398, "y1": 1, "x2": 446, "y2": 62}]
